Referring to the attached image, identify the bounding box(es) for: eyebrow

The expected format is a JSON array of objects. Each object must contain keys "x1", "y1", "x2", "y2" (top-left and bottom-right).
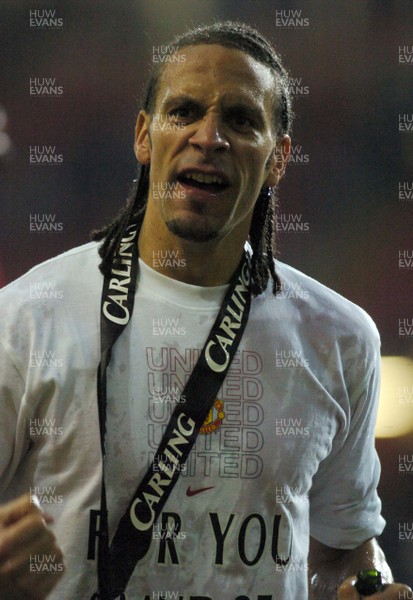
[
  {"x1": 160, "y1": 94, "x2": 267, "y2": 128},
  {"x1": 161, "y1": 94, "x2": 202, "y2": 111}
]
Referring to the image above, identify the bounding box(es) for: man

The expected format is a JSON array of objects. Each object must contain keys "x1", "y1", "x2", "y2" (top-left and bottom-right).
[{"x1": 0, "y1": 21, "x2": 410, "y2": 600}]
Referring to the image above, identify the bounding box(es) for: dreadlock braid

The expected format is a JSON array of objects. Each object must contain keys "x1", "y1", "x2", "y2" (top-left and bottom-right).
[
  {"x1": 92, "y1": 164, "x2": 149, "y2": 276},
  {"x1": 92, "y1": 20, "x2": 294, "y2": 293},
  {"x1": 248, "y1": 186, "x2": 281, "y2": 296}
]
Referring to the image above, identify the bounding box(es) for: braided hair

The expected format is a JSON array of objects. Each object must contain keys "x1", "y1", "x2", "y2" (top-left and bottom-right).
[{"x1": 92, "y1": 21, "x2": 294, "y2": 295}]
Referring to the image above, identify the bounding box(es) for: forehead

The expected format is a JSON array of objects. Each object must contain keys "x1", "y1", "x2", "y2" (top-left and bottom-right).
[{"x1": 155, "y1": 43, "x2": 277, "y2": 109}]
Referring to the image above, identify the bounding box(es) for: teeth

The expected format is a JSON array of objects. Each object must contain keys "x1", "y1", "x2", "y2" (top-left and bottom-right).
[{"x1": 185, "y1": 171, "x2": 224, "y2": 185}]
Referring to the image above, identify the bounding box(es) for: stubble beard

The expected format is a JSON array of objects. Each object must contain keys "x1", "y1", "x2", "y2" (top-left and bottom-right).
[
  {"x1": 165, "y1": 218, "x2": 220, "y2": 243},
  {"x1": 162, "y1": 197, "x2": 222, "y2": 243}
]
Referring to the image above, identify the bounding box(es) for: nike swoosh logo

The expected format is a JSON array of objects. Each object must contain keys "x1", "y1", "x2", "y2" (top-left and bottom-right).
[{"x1": 186, "y1": 486, "x2": 215, "y2": 497}]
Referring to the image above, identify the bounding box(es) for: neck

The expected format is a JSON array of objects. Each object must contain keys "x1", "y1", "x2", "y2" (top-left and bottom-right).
[{"x1": 138, "y1": 213, "x2": 247, "y2": 287}]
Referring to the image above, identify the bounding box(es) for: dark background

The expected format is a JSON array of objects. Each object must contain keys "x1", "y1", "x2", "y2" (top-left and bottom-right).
[{"x1": 1, "y1": 0, "x2": 412, "y2": 587}]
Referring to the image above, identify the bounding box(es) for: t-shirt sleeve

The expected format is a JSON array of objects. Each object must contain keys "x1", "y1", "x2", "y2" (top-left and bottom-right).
[
  {"x1": 309, "y1": 326, "x2": 386, "y2": 549},
  {"x1": 0, "y1": 341, "x2": 29, "y2": 497}
]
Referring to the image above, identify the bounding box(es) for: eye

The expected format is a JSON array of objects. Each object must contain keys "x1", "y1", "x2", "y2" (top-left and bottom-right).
[
  {"x1": 168, "y1": 105, "x2": 196, "y2": 122},
  {"x1": 228, "y1": 110, "x2": 257, "y2": 132}
]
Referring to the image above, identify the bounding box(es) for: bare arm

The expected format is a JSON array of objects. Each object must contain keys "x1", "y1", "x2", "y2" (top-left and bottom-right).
[
  {"x1": 0, "y1": 494, "x2": 64, "y2": 600},
  {"x1": 309, "y1": 536, "x2": 411, "y2": 600}
]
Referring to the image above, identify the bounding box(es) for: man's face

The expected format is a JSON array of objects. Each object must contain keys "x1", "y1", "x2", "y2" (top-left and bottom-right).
[{"x1": 135, "y1": 44, "x2": 289, "y2": 244}]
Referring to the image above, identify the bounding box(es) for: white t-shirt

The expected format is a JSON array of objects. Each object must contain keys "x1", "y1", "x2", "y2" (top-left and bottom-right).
[{"x1": 0, "y1": 242, "x2": 385, "y2": 600}]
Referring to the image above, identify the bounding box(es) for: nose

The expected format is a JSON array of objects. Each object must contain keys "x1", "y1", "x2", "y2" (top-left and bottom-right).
[{"x1": 188, "y1": 112, "x2": 230, "y2": 155}]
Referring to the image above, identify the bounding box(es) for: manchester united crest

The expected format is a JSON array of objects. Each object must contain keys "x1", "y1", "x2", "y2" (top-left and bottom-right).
[{"x1": 200, "y1": 399, "x2": 225, "y2": 434}]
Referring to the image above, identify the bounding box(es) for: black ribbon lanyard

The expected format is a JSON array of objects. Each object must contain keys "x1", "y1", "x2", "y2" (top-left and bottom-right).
[{"x1": 93, "y1": 222, "x2": 252, "y2": 599}]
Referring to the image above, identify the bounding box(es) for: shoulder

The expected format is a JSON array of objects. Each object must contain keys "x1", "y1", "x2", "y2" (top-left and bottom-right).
[
  {"x1": 1, "y1": 242, "x2": 101, "y2": 291},
  {"x1": 0, "y1": 242, "x2": 103, "y2": 331},
  {"x1": 264, "y1": 261, "x2": 380, "y2": 355},
  {"x1": 0, "y1": 242, "x2": 102, "y2": 298}
]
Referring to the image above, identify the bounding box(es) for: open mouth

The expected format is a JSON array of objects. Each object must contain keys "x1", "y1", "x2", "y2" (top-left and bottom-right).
[{"x1": 177, "y1": 171, "x2": 230, "y2": 194}]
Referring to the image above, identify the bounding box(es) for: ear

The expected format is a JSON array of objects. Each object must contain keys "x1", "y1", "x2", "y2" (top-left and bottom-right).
[
  {"x1": 264, "y1": 134, "x2": 291, "y2": 187},
  {"x1": 134, "y1": 110, "x2": 151, "y2": 164}
]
